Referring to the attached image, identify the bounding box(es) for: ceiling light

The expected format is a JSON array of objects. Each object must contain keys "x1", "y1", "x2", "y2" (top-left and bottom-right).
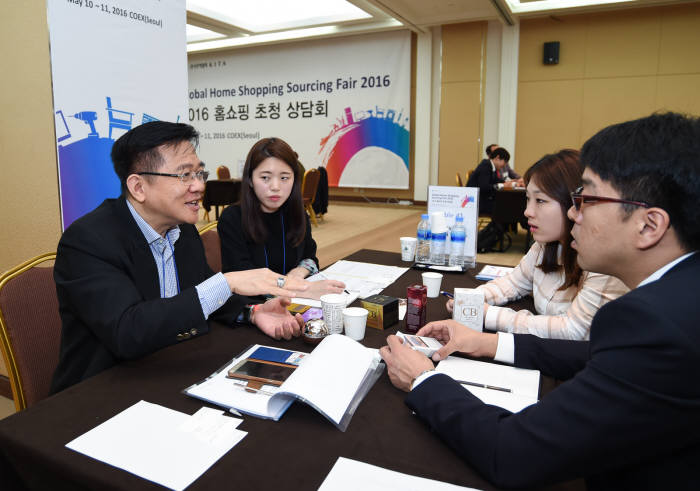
[{"x1": 187, "y1": 0, "x2": 371, "y2": 33}]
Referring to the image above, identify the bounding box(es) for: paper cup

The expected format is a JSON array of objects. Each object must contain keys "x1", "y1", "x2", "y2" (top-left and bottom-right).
[
  {"x1": 400, "y1": 237, "x2": 417, "y2": 261},
  {"x1": 320, "y1": 293, "x2": 347, "y2": 334},
  {"x1": 421, "y1": 272, "x2": 443, "y2": 298},
  {"x1": 343, "y1": 307, "x2": 369, "y2": 341},
  {"x1": 430, "y1": 212, "x2": 448, "y2": 234}
]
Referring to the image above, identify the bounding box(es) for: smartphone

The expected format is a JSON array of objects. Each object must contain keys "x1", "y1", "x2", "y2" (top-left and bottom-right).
[
  {"x1": 226, "y1": 359, "x2": 296, "y2": 387},
  {"x1": 397, "y1": 331, "x2": 444, "y2": 357}
]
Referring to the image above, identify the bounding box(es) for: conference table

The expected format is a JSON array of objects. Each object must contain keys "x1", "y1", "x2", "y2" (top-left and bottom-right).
[{"x1": 0, "y1": 250, "x2": 583, "y2": 491}]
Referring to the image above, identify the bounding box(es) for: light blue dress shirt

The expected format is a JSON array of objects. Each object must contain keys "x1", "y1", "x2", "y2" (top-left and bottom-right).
[{"x1": 126, "y1": 200, "x2": 231, "y2": 319}]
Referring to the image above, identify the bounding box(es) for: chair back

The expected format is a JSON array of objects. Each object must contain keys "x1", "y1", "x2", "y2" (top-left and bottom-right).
[
  {"x1": 0, "y1": 253, "x2": 61, "y2": 411},
  {"x1": 216, "y1": 165, "x2": 231, "y2": 180},
  {"x1": 198, "y1": 223, "x2": 222, "y2": 273},
  {"x1": 455, "y1": 172, "x2": 464, "y2": 187},
  {"x1": 302, "y1": 168, "x2": 321, "y2": 205}
]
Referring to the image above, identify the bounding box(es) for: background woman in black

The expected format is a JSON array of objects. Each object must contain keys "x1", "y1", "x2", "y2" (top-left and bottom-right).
[{"x1": 218, "y1": 137, "x2": 344, "y2": 300}]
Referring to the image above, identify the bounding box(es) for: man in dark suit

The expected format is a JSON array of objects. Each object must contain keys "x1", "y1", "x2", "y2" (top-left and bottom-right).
[
  {"x1": 51, "y1": 122, "x2": 308, "y2": 393},
  {"x1": 467, "y1": 147, "x2": 522, "y2": 214},
  {"x1": 381, "y1": 112, "x2": 700, "y2": 489}
]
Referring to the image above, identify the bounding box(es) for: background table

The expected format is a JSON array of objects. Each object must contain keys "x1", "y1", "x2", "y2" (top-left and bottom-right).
[{"x1": 0, "y1": 250, "x2": 583, "y2": 491}]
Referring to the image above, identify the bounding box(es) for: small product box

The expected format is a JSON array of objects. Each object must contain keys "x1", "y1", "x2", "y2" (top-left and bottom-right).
[
  {"x1": 452, "y1": 288, "x2": 484, "y2": 332},
  {"x1": 361, "y1": 294, "x2": 399, "y2": 330},
  {"x1": 287, "y1": 303, "x2": 323, "y2": 323}
]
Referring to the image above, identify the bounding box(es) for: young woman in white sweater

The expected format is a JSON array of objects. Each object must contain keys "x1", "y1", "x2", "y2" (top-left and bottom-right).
[{"x1": 448, "y1": 149, "x2": 628, "y2": 340}]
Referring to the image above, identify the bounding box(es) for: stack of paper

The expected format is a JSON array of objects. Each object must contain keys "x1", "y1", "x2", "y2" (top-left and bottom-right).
[
  {"x1": 475, "y1": 265, "x2": 513, "y2": 281},
  {"x1": 302, "y1": 260, "x2": 409, "y2": 300},
  {"x1": 66, "y1": 401, "x2": 246, "y2": 490}
]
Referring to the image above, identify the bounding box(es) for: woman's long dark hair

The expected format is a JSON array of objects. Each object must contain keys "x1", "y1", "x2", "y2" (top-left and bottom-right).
[
  {"x1": 240, "y1": 137, "x2": 306, "y2": 246},
  {"x1": 523, "y1": 149, "x2": 583, "y2": 289}
]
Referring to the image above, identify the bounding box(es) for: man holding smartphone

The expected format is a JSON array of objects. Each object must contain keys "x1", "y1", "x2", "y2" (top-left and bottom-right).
[{"x1": 381, "y1": 112, "x2": 700, "y2": 489}]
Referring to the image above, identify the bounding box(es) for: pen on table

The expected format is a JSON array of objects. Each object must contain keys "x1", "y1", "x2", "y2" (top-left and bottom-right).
[
  {"x1": 456, "y1": 379, "x2": 512, "y2": 393},
  {"x1": 344, "y1": 289, "x2": 351, "y2": 295},
  {"x1": 229, "y1": 407, "x2": 243, "y2": 417},
  {"x1": 440, "y1": 291, "x2": 453, "y2": 298},
  {"x1": 232, "y1": 382, "x2": 276, "y2": 397}
]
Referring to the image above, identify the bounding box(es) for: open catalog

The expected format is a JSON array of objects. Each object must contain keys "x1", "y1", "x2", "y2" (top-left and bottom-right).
[{"x1": 184, "y1": 335, "x2": 384, "y2": 431}]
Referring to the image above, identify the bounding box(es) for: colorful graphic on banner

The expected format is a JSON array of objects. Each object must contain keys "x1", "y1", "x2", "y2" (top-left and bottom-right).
[
  {"x1": 47, "y1": 0, "x2": 187, "y2": 229},
  {"x1": 188, "y1": 31, "x2": 411, "y2": 189}
]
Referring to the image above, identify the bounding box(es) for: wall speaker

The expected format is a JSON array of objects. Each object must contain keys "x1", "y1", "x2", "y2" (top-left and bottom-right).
[{"x1": 543, "y1": 41, "x2": 560, "y2": 65}]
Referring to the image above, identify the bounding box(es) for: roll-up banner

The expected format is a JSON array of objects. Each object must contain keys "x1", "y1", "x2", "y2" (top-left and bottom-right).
[
  {"x1": 188, "y1": 30, "x2": 411, "y2": 189},
  {"x1": 47, "y1": 0, "x2": 188, "y2": 229}
]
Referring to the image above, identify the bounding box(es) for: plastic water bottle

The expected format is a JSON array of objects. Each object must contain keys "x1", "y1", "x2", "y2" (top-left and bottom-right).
[
  {"x1": 449, "y1": 214, "x2": 466, "y2": 267},
  {"x1": 430, "y1": 230, "x2": 447, "y2": 265},
  {"x1": 430, "y1": 212, "x2": 448, "y2": 265},
  {"x1": 416, "y1": 214, "x2": 431, "y2": 263}
]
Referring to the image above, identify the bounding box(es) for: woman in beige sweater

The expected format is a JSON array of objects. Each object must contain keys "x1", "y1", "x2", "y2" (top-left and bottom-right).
[{"x1": 448, "y1": 149, "x2": 628, "y2": 340}]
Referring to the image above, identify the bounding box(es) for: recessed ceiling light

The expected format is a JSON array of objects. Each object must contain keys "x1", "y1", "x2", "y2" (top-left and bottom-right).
[
  {"x1": 505, "y1": 0, "x2": 635, "y2": 14},
  {"x1": 187, "y1": 0, "x2": 371, "y2": 33}
]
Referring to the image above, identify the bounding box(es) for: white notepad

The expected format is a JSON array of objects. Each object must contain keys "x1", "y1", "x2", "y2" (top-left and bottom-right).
[{"x1": 435, "y1": 356, "x2": 540, "y2": 413}]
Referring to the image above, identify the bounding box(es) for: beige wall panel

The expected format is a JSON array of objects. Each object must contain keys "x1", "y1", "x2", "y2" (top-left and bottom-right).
[
  {"x1": 584, "y1": 9, "x2": 661, "y2": 79},
  {"x1": 441, "y1": 23, "x2": 485, "y2": 83},
  {"x1": 0, "y1": 3, "x2": 62, "y2": 276},
  {"x1": 658, "y1": 4, "x2": 700, "y2": 74},
  {"x1": 656, "y1": 74, "x2": 700, "y2": 116},
  {"x1": 519, "y1": 16, "x2": 587, "y2": 82},
  {"x1": 580, "y1": 76, "x2": 658, "y2": 142},
  {"x1": 439, "y1": 81, "x2": 481, "y2": 185},
  {"x1": 515, "y1": 80, "x2": 583, "y2": 175}
]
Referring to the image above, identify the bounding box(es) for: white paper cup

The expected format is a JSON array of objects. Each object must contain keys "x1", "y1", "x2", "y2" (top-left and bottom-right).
[
  {"x1": 400, "y1": 237, "x2": 417, "y2": 261},
  {"x1": 320, "y1": 293, "x2": 347, "y2": 334},
  {"x1": 430, "y1": 212, "x2": 448, "y2": 234},
  {"x1": 343, "y1": 307, "x2": 369, "y2": 341},
  {"x1": 421, "y1": 272, "x2": 443, "y2": 298}
]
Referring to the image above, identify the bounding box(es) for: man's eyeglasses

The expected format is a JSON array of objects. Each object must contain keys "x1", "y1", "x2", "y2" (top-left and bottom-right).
[
  {"x1": 570, "y1": 186, "x2": 650, "y2": 212},
  {"x1": 137, "y1": 170, "x2": 209, "y2": 184}
]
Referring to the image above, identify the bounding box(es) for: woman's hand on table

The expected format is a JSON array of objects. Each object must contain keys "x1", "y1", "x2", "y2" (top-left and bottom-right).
[{"x1": 302, "y1": 279, "x2": 346, "y2": 300}]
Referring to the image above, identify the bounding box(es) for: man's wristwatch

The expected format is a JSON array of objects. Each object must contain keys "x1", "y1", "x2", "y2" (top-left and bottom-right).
[
  {"x1": 410, "y1": 368, "x2": 434, "y2": 391},
  {"x1": 243, "y1": 303, "x2": 261, "y2": 324}
]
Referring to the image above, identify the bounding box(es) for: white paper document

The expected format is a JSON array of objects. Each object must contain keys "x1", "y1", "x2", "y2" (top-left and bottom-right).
[
  {"x1": 435, "y1": 357, "x2": 540, "y2": 413},
  {"x1": 66, "y1": 401, "x2": 246, "y2": 491},
  {"x1": 475, "y1": 265, "x2": 513, "y2": 281},
  {"x1": 304, "y1": 260, "x2": 409, "y2": 299},
  {"x1": 319, "y1": 457, "x2": 482, "y2": 491}
]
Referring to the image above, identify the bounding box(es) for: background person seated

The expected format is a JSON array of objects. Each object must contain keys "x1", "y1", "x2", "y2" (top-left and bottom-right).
[{"x1": 467, "y1": 147, "x2": 522, "y2": 214}]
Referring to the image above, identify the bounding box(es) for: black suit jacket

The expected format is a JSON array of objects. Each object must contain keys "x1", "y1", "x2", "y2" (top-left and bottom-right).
[
  {"x1": 467, "y1": 159, "x2": 504, "y2": 214},
  {"x1": 406, "y1": 253, "x2": 700, "y2": 490},
  {"x1": 50, "y1": 197, "x2": 246, "y2": 393}
]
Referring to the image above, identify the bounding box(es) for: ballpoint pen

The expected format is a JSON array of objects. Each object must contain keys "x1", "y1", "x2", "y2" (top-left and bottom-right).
[
  {"x1": 440, "y1": 291, "x2": 453, "y2": 298},
  {"x1": 456, "y1": 379, "x2": 512, "y2": 393}
]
